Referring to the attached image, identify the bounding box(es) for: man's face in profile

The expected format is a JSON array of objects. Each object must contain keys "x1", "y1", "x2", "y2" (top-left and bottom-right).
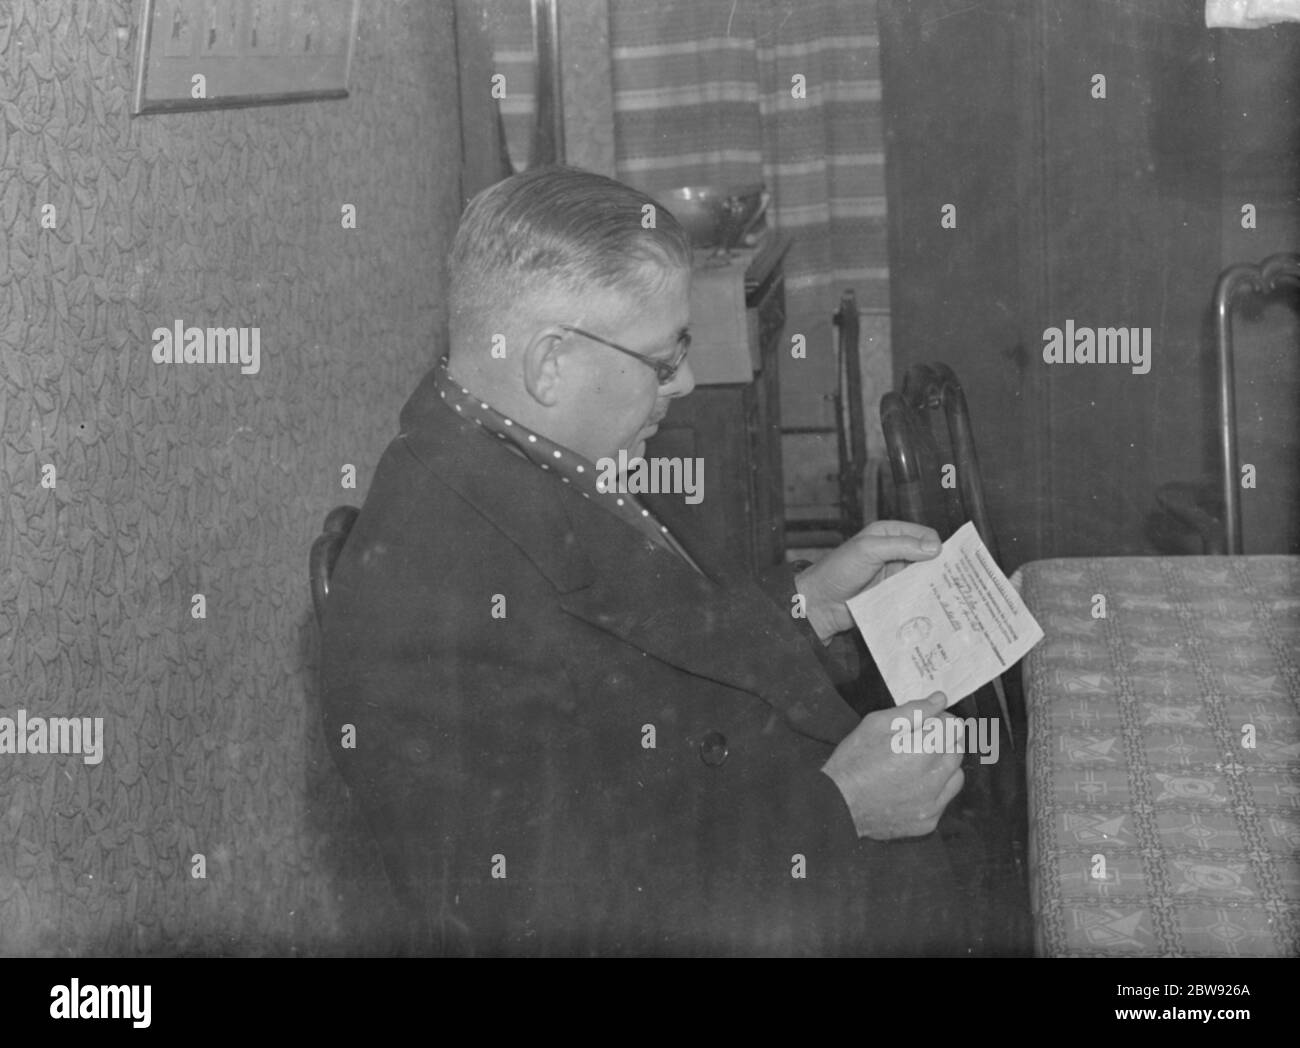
[{"x1": 564, "y1": 265, "x2": 695, "y2": 463}]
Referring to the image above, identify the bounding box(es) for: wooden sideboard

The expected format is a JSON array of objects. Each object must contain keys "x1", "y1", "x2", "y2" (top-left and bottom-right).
[{"x1": 645, "y1": 234, "x2": 792, "y2": 573}]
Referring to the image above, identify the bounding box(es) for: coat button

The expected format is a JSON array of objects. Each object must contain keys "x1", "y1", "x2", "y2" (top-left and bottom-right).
[{"x1": 699, "y1": 731, "x2": 728, "y2": 767}]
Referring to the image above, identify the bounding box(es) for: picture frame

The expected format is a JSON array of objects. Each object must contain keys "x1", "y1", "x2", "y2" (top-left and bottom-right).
[{"x1": 132, "y1": 0, "x2": 360, "y2": 115}]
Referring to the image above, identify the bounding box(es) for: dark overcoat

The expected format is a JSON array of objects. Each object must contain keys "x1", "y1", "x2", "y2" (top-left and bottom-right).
[{"x1": 320, "y1": 368, "x2": 1003, "y2": 956}]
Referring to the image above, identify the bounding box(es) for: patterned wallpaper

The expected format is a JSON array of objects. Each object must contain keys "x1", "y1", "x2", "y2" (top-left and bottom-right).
[{"x1": 0, "y1": 0, "x2": 463, "y2": 955}]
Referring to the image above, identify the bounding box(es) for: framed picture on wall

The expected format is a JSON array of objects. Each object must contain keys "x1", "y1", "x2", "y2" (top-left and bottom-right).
[{"x1": 132, "y1": 0, "x2": 360, "y2": 114}]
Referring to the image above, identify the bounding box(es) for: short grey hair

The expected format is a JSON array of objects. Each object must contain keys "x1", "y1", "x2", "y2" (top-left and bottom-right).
[{"x1": 449, "y1": 166, "x2": 691, "y2": 337}]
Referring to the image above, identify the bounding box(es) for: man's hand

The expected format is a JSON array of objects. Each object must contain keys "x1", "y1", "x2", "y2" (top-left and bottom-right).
[
  {"x1": 795, "y1": 520, "x2": 942, "y2": 642},
  {"x1": 821, "y1": 692, "x2": 965, "y2": 840}
]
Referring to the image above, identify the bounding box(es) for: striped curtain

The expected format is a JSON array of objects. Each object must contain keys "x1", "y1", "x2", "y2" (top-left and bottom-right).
[
  {"x1": 608, "y1": 0, "x2": 889, "y2": 458},
  {"x1": 485, "y1": 0, "x2": 891, "y2": 512}
]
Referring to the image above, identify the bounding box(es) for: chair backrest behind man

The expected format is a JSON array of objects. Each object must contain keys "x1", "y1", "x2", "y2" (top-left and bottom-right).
[
  {"x1": 879, "y1": 364, "x2": 1019, "y2": 766},
  {"x1": 880, "y1": 362, "x2": 1001, "y2": 567},
  {"x1": 309, "y1": 505, "x2": 360, "y2": 627}
]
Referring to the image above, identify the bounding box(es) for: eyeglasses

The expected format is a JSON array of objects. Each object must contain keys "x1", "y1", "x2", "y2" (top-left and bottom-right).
[{"x1": 558, "y1": 323, "x2": 691, "y2": 385}]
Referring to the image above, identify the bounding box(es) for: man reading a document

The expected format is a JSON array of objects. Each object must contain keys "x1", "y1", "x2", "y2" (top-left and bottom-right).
[{"x1": 320, "y1": 166, "x2": 1017, "y2": 956}]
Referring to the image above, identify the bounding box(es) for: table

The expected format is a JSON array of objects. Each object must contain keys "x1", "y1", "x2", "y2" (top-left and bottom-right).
[{"x1": 1016, "y1": 555, "x2": 1300, "y2": 957}]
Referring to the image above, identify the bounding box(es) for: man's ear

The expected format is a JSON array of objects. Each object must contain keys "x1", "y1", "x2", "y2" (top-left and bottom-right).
[{"x1": 521, "y1": 327, "x2": 567, "y2": 407}]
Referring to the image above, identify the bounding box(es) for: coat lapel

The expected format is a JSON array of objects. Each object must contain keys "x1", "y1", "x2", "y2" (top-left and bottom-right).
[{"x1": 556, "y1": 498, "x2": 859, "y2": 743}]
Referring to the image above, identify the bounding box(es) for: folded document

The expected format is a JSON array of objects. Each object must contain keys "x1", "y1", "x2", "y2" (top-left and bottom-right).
[{"x1": 847, "y1": 522, "x2": 1044, "y2": 709}]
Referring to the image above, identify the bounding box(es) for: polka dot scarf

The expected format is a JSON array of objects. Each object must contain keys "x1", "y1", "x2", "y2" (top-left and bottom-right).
[{"x1": 433, "y1": 357, "x2": 704, "y2": 575}]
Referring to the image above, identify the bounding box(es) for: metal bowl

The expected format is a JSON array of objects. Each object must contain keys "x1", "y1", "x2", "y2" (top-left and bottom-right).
[
  {"x1": 657, "y1": 186, "x2": 729, "y2": 247},
  {"x1": 658, "y1": 184, "x2": 770, "y2": 251}
]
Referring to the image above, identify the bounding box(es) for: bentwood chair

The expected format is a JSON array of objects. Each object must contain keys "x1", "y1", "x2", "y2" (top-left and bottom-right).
[
  {"x1": 879, "y1": 363, "x2": 1018, "y2": 750},
  {"x1": 879, "y1": 360, "x2": 1013, "y2": 729},
  {"x1": 880, "y1": 363, "x2": 1032, "y2": 952},
  {"x1": 1154, "y1": 252, "x2": 1300, "y2": 554},
  {"x1": 310, "y1": 505, "x2": 360, "y2": 627},
  {"x1": 309, "y1": 504, "x2": 423, "y2": 954},
  {"x1": 879, "y1": 362, "x2": 1001, "y2": 564}
]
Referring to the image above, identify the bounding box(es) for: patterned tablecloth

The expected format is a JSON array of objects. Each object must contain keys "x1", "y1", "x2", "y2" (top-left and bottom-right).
[{"x1": 1016, "y1": 556, "x2": 1300, "y2": 957}]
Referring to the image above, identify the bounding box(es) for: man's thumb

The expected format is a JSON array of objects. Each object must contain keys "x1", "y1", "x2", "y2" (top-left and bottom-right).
[
  {"x1": 867, "y1": 536, "x2": 940, "y2": 564},
  {"x1": 912, "y1": 691, "x2": 949, "y2": 712}
]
